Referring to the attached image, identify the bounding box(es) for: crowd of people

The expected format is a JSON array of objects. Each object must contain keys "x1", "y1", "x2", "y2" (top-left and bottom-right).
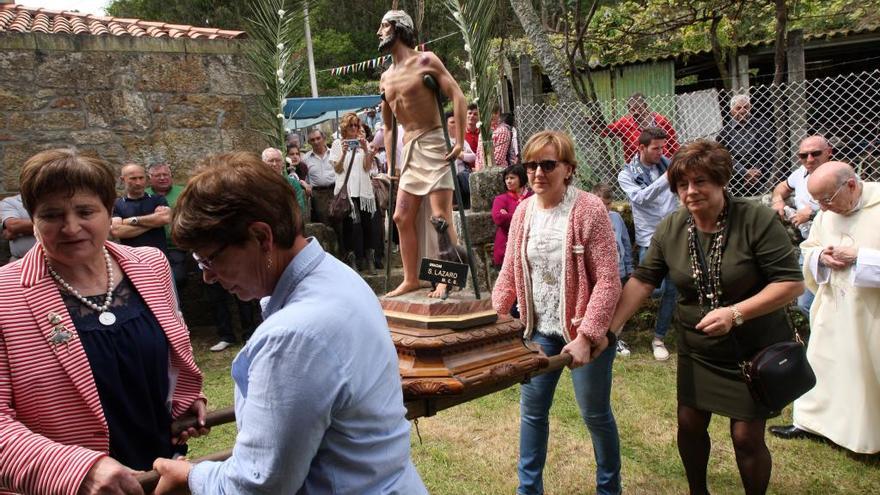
[{"x1": 0, "y1": 9, "x2": 876, "y2": 495}]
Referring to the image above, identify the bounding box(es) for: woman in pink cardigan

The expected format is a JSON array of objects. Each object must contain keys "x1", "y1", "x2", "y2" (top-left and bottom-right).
[{"x1": 492, "y1": 131, "x2": 622, "y2": 495}]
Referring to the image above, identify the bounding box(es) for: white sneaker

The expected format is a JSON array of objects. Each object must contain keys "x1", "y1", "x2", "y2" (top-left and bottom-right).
[
  {"x1": 616, "y1": 339, "x2": 631, "y2": 357},
  {"x1": 210, "y1": 340, "x2": 233, "y2": 352},
  {"x1": 652, "y1": 339, "x2": 670, "y2": 361}
]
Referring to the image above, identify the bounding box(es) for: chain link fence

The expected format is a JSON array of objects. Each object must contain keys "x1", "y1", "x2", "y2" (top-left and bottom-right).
[{"x1": 515, "y1": 69, "x2": 880, "y2": 199}]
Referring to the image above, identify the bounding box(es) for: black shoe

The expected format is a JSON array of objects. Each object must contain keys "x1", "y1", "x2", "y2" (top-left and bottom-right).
[
  {"x1": 769, "y1": 425, "x2": 812, "y2": 439},
  {"x1": 374, "y1": 258, "x2": 384, "y2": 270}
]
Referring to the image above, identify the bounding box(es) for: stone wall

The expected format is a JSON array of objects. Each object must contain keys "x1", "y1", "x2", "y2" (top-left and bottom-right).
[
  {"x1": 0, "y1": 32, "x2": 269, "y2": 330},
  {"x1": 0, "y1": 32, "x2": 267, "y2": 193}
]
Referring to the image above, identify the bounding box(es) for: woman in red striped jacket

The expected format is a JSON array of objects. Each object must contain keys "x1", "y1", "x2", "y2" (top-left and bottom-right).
[{"x1": 0, "y1": 149, "x2": 205, "y2": 495}]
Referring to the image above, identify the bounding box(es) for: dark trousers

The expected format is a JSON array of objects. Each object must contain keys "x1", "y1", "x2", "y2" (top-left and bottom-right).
[
  {"x1": 205, "y1": 283, "x2": 260, "y2": 343},
  {"x1": 166, "y1": 249, "x2": 188, "y2": 299},
  {"x1": 341, "y1": 198, "x2": 378, "y2": 261}
]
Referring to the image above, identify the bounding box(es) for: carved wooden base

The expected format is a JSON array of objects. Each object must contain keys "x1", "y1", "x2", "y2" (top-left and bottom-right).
[{"x1": 381, "y1": 293, "x2": 548, "y2": 400}]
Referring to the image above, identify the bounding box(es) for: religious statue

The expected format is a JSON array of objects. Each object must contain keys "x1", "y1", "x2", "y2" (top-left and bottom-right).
[{"x1": 377, "y1": 10, "x2": 469, "y2": 298}]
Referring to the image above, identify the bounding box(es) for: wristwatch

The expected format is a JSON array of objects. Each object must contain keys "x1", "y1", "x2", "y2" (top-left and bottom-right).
[
  {"x1": 128, "y1": 216, "x2": 139, "y2": 226},
  {"x1": 729, "y1": 305, "x2": 744, "y2": 327}
]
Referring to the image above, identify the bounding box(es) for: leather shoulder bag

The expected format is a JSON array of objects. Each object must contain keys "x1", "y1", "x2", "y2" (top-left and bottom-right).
[{"x1": 329, "y1": 148, "x2": 357, "y2": 222}]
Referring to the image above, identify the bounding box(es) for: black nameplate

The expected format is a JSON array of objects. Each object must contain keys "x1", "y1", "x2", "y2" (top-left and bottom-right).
[{"x1": 418, "y1": 258, "x2": 469, "y2": 288}]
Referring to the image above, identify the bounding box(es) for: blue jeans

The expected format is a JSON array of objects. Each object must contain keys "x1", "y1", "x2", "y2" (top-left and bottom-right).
[
  {"x1": 639, "y1": 245, "x2": 676, "y2": 340},
  {"x1": 518, "y1": 333, "x2": 621, "y2": 495}
]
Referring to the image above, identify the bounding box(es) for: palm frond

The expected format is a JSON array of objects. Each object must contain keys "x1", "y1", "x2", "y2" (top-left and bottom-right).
[
  {"x1": 443, "y1": 0, "x2": 498, "y2": 166},
  {"x1": 244, "y1": 0, "x2": 310, "y2": 149}
]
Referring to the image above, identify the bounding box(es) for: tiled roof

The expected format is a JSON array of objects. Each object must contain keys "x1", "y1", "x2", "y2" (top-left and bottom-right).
[{"x1": 0, "y1": 4, "x2": 246, "y2": 40}]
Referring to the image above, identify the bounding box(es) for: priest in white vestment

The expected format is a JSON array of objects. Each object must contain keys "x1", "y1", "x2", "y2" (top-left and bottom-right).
[{"x1": 771, "y1": 161, "x2": 880, "y2": 454}]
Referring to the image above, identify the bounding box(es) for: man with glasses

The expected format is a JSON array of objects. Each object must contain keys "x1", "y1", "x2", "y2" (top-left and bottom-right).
[
  {"x1": 304, "y1": 129, "x2": 336, "y2": 224},
  {"x1": 770, "y1": 161, "x2": 880, "y2": 455},
  {"x1": 618, "y1": 127, "x2": 678, "y2": 361},
  {"x1": 770, "y1": 135, "x2": 832, "y2": 314}
]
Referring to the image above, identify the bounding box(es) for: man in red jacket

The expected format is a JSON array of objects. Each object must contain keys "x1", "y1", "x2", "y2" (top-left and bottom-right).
[{"x1": 602, "y1": 93, "x2": 679, "y2": 163}]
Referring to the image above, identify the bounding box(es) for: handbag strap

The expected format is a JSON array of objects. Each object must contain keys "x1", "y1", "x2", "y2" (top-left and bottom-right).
[
  {"x1": 338, "y1": 148, "x2": 358, "y2": 191},
  {"x1": 691, "y1": 218, "x2": 803, "y2": 367}
]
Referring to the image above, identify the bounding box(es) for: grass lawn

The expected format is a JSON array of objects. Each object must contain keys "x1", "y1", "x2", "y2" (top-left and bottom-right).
[{"x1": 184, "y1": 326, "x2": 879, "y2": 494}]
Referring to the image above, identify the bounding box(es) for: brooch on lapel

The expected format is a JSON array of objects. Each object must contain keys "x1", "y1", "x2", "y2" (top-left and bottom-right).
[
  {"x1": 47, "y1": 312, "x2": 74, "y2": 352},
  {"x1": 572, "y1": 244, "x2": 585, "y2": 255}
]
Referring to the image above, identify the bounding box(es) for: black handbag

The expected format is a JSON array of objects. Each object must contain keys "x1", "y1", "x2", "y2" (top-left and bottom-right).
[
  {"x1": 329, "y1": 148, "x2": 357, "y2": 222},
  {"x1": 690, "y1": 220, "x2": 816, "y2": 412},
  {"x1": 739, "y1": 330, "x2": 816, "y2": 412}
]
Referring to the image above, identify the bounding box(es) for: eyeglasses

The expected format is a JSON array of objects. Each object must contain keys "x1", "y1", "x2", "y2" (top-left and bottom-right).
[
  {"x1": 523, "y1": 160, "x2": 561, "y2": 173},
  {"x1": 193, "y1": 243, "x2": 230, "y2": 271},
  {"x1": 797, "y1": 149, "x2": 826, "y2": 160},
  {"x1": 819, "y1": 181, "x2": 848, "y2": 205}
]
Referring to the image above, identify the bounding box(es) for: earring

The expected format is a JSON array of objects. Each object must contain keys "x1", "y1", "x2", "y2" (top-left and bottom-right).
[{"x1": 266, "y1": 256, "x2": 273, "y2": 270}]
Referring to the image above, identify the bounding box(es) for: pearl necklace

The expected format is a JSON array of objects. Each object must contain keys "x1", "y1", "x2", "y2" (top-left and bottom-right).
[
  {"x1": 686, "y1": 201, "x2": 729, "y2": 315},
  {"x1": 46, "y1": 248, "x2": 117, "y2": 326}
]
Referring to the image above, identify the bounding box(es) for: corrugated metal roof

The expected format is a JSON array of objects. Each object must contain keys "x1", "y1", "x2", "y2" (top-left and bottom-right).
[
  {"x1": 594, "y1": 24, "x2": 880, "y2": 69},
  {"x1": 0, "y1": 3, "x2": 245, "y2": 39}
]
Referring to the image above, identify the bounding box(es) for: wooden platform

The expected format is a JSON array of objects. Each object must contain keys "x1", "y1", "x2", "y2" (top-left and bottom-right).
[{"x1": 381, "y1": 293, "x2": 548, "y2": 401}]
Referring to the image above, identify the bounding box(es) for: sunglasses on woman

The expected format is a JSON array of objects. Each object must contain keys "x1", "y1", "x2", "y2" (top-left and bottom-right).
[{"x1": 522, "y1": 160, "x2": 561, "y2": 173}]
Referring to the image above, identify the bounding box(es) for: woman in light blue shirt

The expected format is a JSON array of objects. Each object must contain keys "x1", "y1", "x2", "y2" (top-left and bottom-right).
[{"x1": 153, "y1": 151, "x2": 426, "y2": 495}]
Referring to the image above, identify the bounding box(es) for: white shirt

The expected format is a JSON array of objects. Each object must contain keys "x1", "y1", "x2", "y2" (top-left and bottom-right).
[
  {"x1": 526, "y1": 187, "x2": 576, "y2": 337},
  {"x1": 304, "y1": 148, "x2": 335, "y2": 187},
  {"x1": 786, "y1": 165, "x2": 820, "y2": 212}
]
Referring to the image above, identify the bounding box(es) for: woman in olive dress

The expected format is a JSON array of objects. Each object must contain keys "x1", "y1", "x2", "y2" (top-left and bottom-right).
[{"x1": 609, "y1": 140, "x2": 804, "y2": 494}]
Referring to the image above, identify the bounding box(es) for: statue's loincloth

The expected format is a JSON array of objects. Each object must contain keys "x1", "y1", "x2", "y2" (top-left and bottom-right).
[{"x1": 399, "y1": 127, "x2": 454, "y2": 196}]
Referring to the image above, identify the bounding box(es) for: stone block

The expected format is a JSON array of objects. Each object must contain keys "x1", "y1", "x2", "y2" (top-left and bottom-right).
[
  {"x1": 70, "y1": 130, "x2": 117, "y2": 146},
  {"x1": 469, "y1": 168, "x2": 505, "y2": 213},
  {"x1": 3, "y1": 141, "x2": 55, "y2": 190},
  {"x1": 84, "y1": 91, "x2": 151, "y2": 132},
  {"x1": 220, "y1": 129, "x2": 268, "y2": 153},
  {"x1": 49, "y1": 97, "x2": 80, "y2": 110},
  {"x1": 453, "y1": 210, "x2": 494, "y2": 246},
  {"x1": 6, "y1": 111, "x2": 85, "y2": 132},
  {"x1": 32, "y1": 51, "x2": 117, "y2": 90},
  {"x1": 165, "y1": 94, "x2": 246, "y2": 129},
  {"x1": 207, "y1": 55, "x2": 261, "y2": 95},
  {"x1": 146, "y1": 129, "x2": 222, "y2": 176},
  {"x1": 0, "y1": 50, "x2": 35, "y2": 83},
  {"x1": 0, "y1": 89, "x2": 28, "y2": 111},
  {"x1": 135, "y1": 54, "x2": 209, "y2": 94}
]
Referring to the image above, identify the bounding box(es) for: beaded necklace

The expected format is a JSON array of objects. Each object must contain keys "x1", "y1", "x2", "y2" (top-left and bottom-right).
[
  {"x1": 686, "y1": 200, "x2": 729, "y2": 315},
  {"x1": 46, "y1": 247, "x2": 117, "y2": 326}
]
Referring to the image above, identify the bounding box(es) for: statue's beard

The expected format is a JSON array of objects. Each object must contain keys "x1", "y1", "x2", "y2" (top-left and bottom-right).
[{"x1": 378, "y1": 32, "x2": 396, "y2": 53}]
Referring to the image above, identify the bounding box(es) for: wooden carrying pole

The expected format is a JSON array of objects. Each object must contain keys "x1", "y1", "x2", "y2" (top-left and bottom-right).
[
  {"x1": 422, "y1": 74, "x2": 480, "y2": 298},
  {"x1": 136, "y1": 353, "x2": 572, "y2": 490}
]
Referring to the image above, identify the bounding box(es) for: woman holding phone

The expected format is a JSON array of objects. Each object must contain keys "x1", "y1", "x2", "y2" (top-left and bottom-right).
[{"x1": 329, "y1": 112, "x2": 378, "y2": 272}]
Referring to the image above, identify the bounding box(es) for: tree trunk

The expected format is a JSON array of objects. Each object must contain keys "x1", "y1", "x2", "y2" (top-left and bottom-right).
[
  {"x1": 773, "y1": 0, "x2": 788, "y2": 85},
  {"x1": 709, "y1": 15, "x2": 732, "y2": 90},
  {"x1": 509, "y1": 0, "x2": 578, "y2": 102}
]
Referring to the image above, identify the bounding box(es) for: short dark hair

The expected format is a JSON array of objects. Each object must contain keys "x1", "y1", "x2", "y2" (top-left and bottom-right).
[
  {"x1": 286, "y1": 143, "x2": 300, "y2": 152},
  {"x1": 445, "y1": 110, "x2": 455, "y2": 121},
  {"x1": 467, "y1": 102, "x2": 478, "y2": 111},
  {"x1": 667, "y1": 140, "x2": 732, "y2": 195},
  {"x1": 172, "y1": 151, "x2": 301, "y2": 251},
  {"x1": 501, "y1": 112, "x2": 515, "y2": 127},
  {"x1": 638, "y1": 127, "x2": 668, "y2": 146},
  {"x1": 502, "y1": 164, "x2": 528, "y2": 189},
  {"x1": 19, "y1": 148, "x2": 116, "y2": 216},
  {"x1": 391, "y1": 21, "x2": 417, "y2": 49}
]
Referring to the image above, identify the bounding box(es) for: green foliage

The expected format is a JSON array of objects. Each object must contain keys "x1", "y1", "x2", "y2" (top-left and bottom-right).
[
  {"x1": 444, "y1": 0, "x2": 499, "y2": 165},
  {"x1": 243, "y1": 0, "x2": 306, "y2": 149},
  {"x1": 106, "y1": 0, "x2": 248, "y2": 29}
]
